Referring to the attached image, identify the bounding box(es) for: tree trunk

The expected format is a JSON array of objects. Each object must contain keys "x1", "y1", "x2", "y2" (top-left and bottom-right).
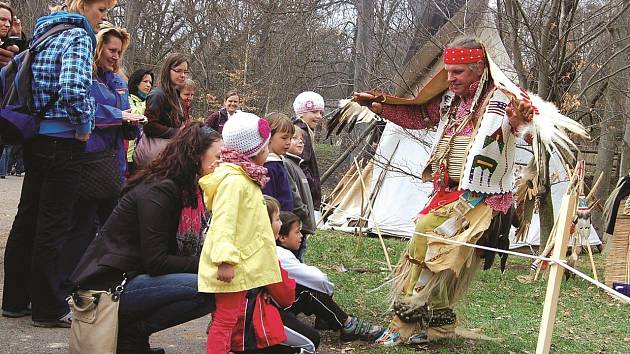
[
  {"x1": 353, "y1": 0, "x2": 374, "y2": 92},
  {"x1": 609, "y1": 1, "x2": 630, "y2": 176},
  {"x1": 123, "y1": 0, "x2": 142, "y2": 72},
  {"x1": 538, "y1": 151, "x2": 555, "y2": 250},
  {"x1": 593, "y1": 1, "x2": 630, "y2": 231}
]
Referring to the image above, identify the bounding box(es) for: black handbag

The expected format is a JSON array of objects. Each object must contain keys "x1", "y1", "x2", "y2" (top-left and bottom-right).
[{"x1": 79, "y1": 149, "x2": 122, "y2": 201}]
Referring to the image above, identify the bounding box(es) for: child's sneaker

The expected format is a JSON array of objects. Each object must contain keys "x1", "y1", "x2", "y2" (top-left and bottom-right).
[
  {"x1": 374, "y1": 327, "x2": 401, "y2": 346},
  {"x1": 340, "y1": 316, "x2": 385, "y2": 341}
]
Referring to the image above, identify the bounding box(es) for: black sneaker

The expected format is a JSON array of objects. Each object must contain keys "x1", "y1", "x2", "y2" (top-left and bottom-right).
[
  {"x1": 2, "y1": 308, "x2": 30, "y2": 318},
  {"x1": 32, "y1": 312, "x2": 72, "y2": 328}
]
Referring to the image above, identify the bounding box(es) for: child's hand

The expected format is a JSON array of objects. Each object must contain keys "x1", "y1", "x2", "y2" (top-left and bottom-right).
[{"x1": 217, "y1": 263, "x2": 235, "y2": 283}]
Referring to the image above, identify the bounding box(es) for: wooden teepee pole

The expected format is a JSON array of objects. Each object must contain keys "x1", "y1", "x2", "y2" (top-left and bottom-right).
[
  {"x1": 353, "y1": 158, "x2": 392, "y2": 271},
  {"x1": 536, "y1": 192, "x2": 577, "y2": 354}
]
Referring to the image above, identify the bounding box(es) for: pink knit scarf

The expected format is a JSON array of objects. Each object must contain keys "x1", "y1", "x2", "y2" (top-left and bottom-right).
[{"x1": 216, "y1": 148, "x2": 270, "y2": 187}]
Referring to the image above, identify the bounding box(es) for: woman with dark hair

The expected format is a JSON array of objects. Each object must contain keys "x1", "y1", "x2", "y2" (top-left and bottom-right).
[
  {"x1": 134, "y1": 53, "x2": 189, "y2": 167},
  {"x1": 126, "y1": 68, "x2": 154, "y2": 174},
  {"x1": 143, "y1": 53, "x2": 188, "y2": 139},
  {"x1": 71, "y1": 122, "x2": 222, "y2": 354},
  {"x1": 128, "y1": 69, "x2": 154, "y2": 104}
]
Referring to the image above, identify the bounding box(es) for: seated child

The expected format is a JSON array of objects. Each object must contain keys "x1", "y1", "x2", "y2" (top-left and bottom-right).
[
  {"x1": 232, "y1": 196, "x2": 319, "y2": 354},
  {"x1": 276, "y1": 211, "x2": 385, "y2": 342}
]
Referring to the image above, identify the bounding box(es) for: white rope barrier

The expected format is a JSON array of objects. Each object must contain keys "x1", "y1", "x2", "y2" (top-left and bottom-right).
[{"x1": 319, "y1": 201, "x2": 630, "y2": 304}]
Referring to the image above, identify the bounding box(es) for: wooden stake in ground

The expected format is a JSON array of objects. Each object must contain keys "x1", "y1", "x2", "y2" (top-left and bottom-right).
[
  {"x1": 536, "y1": 192, "x2": 577, "y2": 354},
  {"x1": 353, "y1": 157, "x2": 392, "y2": 271}
]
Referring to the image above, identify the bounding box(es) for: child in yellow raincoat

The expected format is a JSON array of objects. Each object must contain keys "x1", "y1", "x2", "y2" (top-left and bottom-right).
[{"x1": 198, "y1": 112, "x2": 282, "y2": 354}]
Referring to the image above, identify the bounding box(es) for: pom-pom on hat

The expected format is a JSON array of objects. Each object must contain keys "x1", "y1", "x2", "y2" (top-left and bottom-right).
[
  {"x1": 222, "y1": 112, "x2": 271, "y2": 157},
  {"x1": 293, "y1": 91, "x2": 325, "y2": 115}
]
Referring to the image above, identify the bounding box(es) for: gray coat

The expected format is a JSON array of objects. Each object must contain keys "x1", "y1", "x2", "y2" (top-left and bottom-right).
[{"x1": 284, "y1": 153, "x2": 316, "y2": 234}]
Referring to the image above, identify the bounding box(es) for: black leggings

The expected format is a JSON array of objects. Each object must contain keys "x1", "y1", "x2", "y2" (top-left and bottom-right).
[{"x1": 288, "y1": 285, "x2": 349, "y2": 329}]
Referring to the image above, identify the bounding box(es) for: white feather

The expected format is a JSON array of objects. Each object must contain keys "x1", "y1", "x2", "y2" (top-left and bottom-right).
[
  {"x1": 338, "y1": 99, "x2": 351, "y2": 108},
  {"x1": 520, "y1": 93, "x2": 589, "y2": 159}
]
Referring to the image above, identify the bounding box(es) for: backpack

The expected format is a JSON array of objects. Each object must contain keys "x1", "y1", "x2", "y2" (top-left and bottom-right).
[{"x1": 0, "y1": 24, "x2": 77, "y2": 144}]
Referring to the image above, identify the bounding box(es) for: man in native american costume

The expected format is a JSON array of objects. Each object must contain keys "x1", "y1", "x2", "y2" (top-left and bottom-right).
[{"x1": 334, "y1": 36, "x2": 538, "y2": 345}]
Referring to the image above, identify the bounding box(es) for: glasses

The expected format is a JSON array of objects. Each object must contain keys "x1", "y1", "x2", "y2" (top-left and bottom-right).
[
  {"x1": 291, "y1": 137, "x2": 304, "y2": 143},
  {"x1": 171, "y1": 68, "x2": 189, "y2": 76}
]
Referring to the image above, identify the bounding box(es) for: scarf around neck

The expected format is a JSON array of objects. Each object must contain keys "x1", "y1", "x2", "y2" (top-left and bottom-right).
[
  {"x1": 216, "y1": 148, "x2": 270, "y2": 187},
  {"x1": 176, "y1": 188, "x2": 209, "y2": 257}
]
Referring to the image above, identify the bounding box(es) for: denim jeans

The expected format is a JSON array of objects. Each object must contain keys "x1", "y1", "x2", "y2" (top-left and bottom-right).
[
  {"x1": 2, "y1": 136, "x2": 85, "y2": 321},
  {"x1": 0, "y1": 145, "x2": 10, "y2": 176},
  {"x1": 0, "y1": 145, "x2": 24, "y2": 176},
  {"x1": 117, "y1": 273, "x2": 214, "y2": 350}
]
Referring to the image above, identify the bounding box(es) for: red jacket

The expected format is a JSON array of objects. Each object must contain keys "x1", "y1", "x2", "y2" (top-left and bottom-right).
[{"x1": 231, "y1": 263, "x2": 296, "y2": 351}]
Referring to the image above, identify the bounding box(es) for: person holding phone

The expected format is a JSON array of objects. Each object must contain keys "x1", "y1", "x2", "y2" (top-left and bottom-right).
[
  {"x1": 0, "y1": 2, "x2": 18, "y2": 66},
  {"x1": 8, "y1": 16, "x2": 28, "y2": 51}
]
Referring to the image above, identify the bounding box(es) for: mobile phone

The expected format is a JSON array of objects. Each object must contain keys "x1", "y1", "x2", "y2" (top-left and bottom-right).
[{"x1": 0, "y1": 37, "x2": 27, "y2": 51}]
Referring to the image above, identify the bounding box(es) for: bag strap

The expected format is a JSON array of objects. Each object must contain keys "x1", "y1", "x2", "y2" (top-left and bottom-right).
[
  {"x1": 30, "y1": 24, "x2": 79, "y2": 119},
  {"x1": 29, "y1": 23, "x2": 78, "y2": 50}
]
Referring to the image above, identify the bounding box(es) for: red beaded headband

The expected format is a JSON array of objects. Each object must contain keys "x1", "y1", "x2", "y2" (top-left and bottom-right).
[{"x1": 443, "y1": 47, "x2": 485, "y2": 64}]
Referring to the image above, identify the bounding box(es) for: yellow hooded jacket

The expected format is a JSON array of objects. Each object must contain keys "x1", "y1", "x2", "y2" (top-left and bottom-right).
[{"x1": 198, "y1": 163, "x2": 281, "y2": 293}]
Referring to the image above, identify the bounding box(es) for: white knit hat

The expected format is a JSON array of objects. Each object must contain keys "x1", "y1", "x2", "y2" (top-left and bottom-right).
[
  {"x1": 293, "y1": 91, "x2": 325, "y2": 115},
  {"x1": 222, "y1": 112, "x2": 271, "y2": 157}
]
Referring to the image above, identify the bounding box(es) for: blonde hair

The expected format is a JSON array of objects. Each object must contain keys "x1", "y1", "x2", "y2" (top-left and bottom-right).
[
  {"x1": 94, "y1": 24, "x2": 130, "y2": 74},
  {"x1": 264, "y1": 195, "x2": 280, "y2": 223},
  {"x1": 51, "y1": 0, "x2": 117, "y2": 13},
  {"x1": 182, "y1": 78, "x2": 197, "y2": 91}
]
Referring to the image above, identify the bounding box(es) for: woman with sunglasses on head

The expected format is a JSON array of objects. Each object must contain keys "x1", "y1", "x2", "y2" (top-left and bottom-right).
[{"x1": 57, "y1": 24, "x2": 145, "y2": 305}]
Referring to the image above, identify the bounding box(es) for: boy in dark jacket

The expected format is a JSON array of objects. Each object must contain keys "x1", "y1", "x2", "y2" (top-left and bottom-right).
[{"x1": 262, "y1": 113, "x2": 295, "y2": 211}]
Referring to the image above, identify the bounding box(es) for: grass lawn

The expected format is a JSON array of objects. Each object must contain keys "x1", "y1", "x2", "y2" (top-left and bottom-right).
[{"x1": 305, "y1": 229, "x2": 630, "y2": 353}]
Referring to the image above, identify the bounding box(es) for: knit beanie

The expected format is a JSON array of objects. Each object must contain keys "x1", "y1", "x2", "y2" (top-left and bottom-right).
[
  {"x1": 293, "y1": 91, "x2": 325, "y2": 115},
  {"x1": 222, "y1": 112, "x2": 271, "y2": 157}
]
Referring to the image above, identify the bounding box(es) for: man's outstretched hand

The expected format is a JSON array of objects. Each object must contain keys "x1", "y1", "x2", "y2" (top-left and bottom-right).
[{"x1": 352, "y1": 91, "x2": 384, "y2": 115}]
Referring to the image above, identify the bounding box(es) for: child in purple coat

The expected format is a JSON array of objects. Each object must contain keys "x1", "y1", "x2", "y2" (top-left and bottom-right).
[{"x1": 261, "y1": 113, "x2": 295, "y2": 211}]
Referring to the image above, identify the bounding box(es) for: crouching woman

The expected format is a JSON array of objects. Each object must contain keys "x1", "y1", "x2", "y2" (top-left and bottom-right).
[{"x1": 70, "y1": 122, "x2": 222, "y2": 353}]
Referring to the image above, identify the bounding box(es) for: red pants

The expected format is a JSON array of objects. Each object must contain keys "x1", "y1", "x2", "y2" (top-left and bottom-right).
[{"x1": 206, "y1": 291, "x2": 247, "y2": 354}]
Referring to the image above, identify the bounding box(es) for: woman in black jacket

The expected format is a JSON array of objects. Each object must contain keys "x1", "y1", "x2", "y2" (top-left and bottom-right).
[
  {"x1": 71, "y1": 122, "x2": 222, "y2": 354},
  {"x1": 143, "y1": 53, "x2": 189, "y2": 139}
]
